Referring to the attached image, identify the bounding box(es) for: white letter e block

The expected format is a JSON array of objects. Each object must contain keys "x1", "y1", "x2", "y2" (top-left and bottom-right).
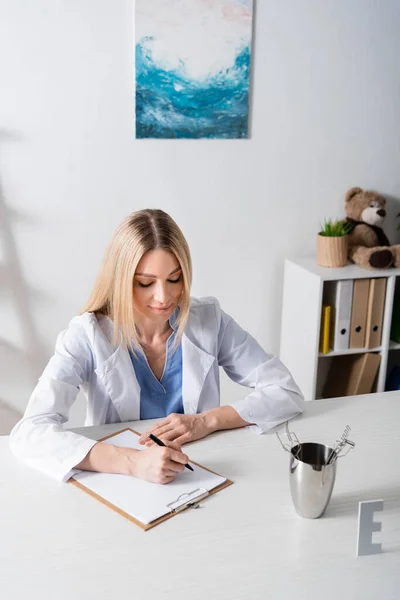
[{"x1": 357, "y1": 499, "x2": 384, "y2": 557}]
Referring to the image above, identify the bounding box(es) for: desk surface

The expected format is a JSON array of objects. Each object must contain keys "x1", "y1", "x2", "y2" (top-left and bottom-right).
[{"x1": 1, "y1": 393, "x2": 399, "y2": 600}]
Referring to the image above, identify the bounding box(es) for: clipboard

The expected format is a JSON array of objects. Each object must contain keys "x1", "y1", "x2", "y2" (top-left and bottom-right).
[{"x1": 69, "y1": 428, "x2": 233, "y2": 531}]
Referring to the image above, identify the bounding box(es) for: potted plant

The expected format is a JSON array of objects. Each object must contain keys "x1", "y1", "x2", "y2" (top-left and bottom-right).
[{"x1": 317, "y1": 219, "x2": 352, "y2": 268}]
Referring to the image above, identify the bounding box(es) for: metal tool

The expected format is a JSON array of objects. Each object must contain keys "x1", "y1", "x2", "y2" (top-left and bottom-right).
[
  {"x1": 276, "y1": 421, "x2": 301, "y2": 458},
  {"x1": 326, "y1": 425, "x2": 355, "y2": 465}
]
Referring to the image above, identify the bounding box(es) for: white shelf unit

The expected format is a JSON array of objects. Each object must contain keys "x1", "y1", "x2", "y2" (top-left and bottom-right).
[{"x1": 279, "y1": 257, "x2": 400, "y2": 401}]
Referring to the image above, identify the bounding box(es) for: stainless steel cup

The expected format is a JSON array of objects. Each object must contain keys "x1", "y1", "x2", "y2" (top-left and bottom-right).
[{"x1": 290, "y1": 442, "x2": 336, "y2": 519}]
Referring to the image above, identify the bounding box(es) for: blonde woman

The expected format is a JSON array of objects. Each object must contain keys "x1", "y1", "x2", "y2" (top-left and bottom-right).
[{"x1": 10, "y1": 209, "x2": 304, "y2": 483}]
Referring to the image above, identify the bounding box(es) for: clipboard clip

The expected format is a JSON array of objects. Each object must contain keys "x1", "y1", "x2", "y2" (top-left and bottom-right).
[{"x1": 166, "y1": 488, "x2": 209, "y2": 514}]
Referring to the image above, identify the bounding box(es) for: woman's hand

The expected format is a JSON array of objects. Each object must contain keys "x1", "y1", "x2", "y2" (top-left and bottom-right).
[
  {"x1": 75, "y1": 440, "x2": 189, "y2": 485},
  {"x1": 138, "y1": 413, "x2": 212, "y2": 447},
  {"x1": 125, "y1": 441, "x2": 189, "y2": 484}
]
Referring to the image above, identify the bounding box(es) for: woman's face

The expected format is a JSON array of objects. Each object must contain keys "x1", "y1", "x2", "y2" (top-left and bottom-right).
[{"x1": 132, "y1": 249, "x2": 183, "y2": 323}]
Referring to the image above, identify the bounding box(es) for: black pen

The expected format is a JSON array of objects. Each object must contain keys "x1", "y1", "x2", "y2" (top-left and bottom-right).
[{"x1": 148, "y1": 433, "x2": 194, "y2": 471}]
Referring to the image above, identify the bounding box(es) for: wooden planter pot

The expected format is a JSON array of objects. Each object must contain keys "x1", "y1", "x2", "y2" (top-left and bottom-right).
[{"x1": 317, "y1": 234, "x2": 348, "y2": 268}]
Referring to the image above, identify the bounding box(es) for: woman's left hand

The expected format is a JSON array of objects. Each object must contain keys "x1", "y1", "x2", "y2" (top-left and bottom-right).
[{"x1": 138, "y1": 413, "x2": 211, "y2": 447}]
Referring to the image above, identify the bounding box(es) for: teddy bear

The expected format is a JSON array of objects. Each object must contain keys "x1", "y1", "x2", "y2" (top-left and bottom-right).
[{"x1": 344, "y1": 187, "x2": 400, "y2": 269}]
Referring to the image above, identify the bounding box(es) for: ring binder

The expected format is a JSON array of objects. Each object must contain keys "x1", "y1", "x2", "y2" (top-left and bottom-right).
[{"x1": 167, "y1": 488, "x2": 210, "y2": 513}]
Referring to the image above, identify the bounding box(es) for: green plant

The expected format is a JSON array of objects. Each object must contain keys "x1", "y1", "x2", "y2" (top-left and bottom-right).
[{"x1": 319, "y1": 219, "x2": 353, "y2": 237}]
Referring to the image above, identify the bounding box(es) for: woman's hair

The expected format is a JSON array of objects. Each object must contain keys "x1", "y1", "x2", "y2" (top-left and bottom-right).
[{"x1": 80, "y1": 209, "x2": 192, "y2": 352}]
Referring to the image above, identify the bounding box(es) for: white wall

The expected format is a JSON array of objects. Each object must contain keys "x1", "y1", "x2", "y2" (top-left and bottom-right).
[{"x1": 1, "y1": 0, "x2": 400, "y2": 421}]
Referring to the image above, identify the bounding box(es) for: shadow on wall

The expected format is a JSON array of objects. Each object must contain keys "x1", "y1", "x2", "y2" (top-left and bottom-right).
[
  {"x1": 0, "y1": 397, "x2": 22, "y2": 435},
  {"x1": 0, "y1": 129, "x2": 50, "y2": 424}
]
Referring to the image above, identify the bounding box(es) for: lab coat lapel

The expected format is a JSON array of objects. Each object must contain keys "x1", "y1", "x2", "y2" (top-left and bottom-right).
[
  {"x1": 94, "y1": 316, "x2": 141, "y2": 423},
  {"x1": 182, "y1": 334, "x2": 215, "y2": 415}
]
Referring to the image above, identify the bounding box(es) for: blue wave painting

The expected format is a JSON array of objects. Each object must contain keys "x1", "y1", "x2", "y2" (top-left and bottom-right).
[{"x1": 135, "y1": 1, "x2": 253, "y2": 139}]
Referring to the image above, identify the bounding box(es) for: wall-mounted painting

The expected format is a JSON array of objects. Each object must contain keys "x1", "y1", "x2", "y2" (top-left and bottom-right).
[{"x1": 135, "y1": 0, "x2": 253, "y2": 139}]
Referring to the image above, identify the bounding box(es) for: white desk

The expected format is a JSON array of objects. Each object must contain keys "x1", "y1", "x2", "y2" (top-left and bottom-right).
[{"x1": 1, "y1": 393, "x2": 399, "y2": 600}]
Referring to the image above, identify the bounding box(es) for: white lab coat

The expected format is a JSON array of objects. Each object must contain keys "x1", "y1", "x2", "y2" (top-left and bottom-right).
[{"x1": 10, "y1": 296, "x2": 304, "y2": 482}]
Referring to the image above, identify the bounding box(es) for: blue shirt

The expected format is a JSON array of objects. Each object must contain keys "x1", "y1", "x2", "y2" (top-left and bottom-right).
[{"x1": 129, "y1": 309, "x2": 184, "y2": 420}]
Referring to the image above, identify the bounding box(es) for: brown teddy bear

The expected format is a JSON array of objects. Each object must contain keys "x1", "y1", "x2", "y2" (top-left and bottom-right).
[{"x1": 344, "y1": 187, "x2": 400, "y2": 269}]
